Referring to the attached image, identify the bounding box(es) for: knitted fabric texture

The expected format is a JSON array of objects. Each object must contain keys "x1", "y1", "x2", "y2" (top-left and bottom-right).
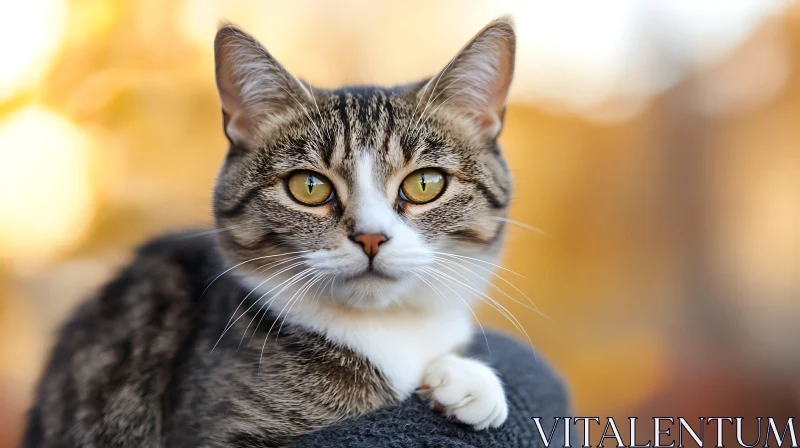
[{"x1": 292, "y1": 332, "x2": 571, "y2": 447}]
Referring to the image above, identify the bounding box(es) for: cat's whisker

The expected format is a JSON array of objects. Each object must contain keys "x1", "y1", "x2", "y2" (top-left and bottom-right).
[
  {"x1": 416, "y1": 271, "x2": 490, "y2": 354},
  {"x1": 251, "y1": 255, "x2": 306, "y2": 275},
  {"x1": 224, "y1": 259, "x2": 307, "y2": 335},
  {"x1": 433, "y1": 256, "x2": 554, "y2": 324},
  {"x1": 211, "y1": 261, "x2": 308, "y2": 352},
  {"x1": 430, "y1": 259, "x2": 481, "y2": 289},
  {"x1": 225, "y1": 255, "x2": 312, "y2": 331},
  {"x1": 308, "y1": 87, "x2": 335, "y2": 144},
  {"x1": 175, "y1": 225, "x2": 241, "y2": 240},
  {"x1": 405, "y1": 54, "x2": 459, "y2": 137},
  {"x1": 210, "y1": 253, "x2": 306, "y2": 344},
  {"x1": 428, "y1": 258, "x2": 537, "y2": 324},
  {"x1": 259, "y1": 269, "x2": 320, "y2": 371},
  {"x1": 432, "y1": 252, "x2": 525, "y2": 278},
  {"x1": 421, "y1": 267, "x2": 528, "y2": 355},
  {"x1": 200, "y1": 249, "x2": 311, "y2": 301},
  {"x1": 433, "y1": 256, "x2": 539, "y2": 315},
  {"x1": 491, "y1": 216, "x2": 551, "y2": 238},
  {"x1": 244, "y1": 267, "x2": 317, "y2": 347},
  {"x1": 413, "y1": 272, "x2": 450, "y2": 304},
  {"x1": 274, "y1": 271, "x2": 326, "y2": 342},
  {"x1": 305, "y1": 84, "x2": 326, "y2": 137},
  {"x1": 433, "y1": 257, "x2": 535, "y2": 315},
  {"x1": 416, "y1": 85, "x2": 475, "y2": 132},
  {"x1": 245, "y1": 269, "x2": 319, "y2": 349},
  {"x1": 311, "y1": 274, "x2": 333, "y2": 306},
  {"x1": 261, "y1": 272, "x2": 319, "y2": 347},
  {"x1": 404, "y1": 65, "x2": 439, "y2": 137},
  {"x1": 409, "y1": 74, "x2": 467, "y2": 137},
  {"x1": 327, "y1": 274, "x2": 339, "y2": 298},
  {"x1": 422, "y1": 266, "x2": 533, "y2": 350}
]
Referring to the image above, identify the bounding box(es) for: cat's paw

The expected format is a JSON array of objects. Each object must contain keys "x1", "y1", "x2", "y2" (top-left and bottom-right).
[{"x1": 419, "y1": 354, "x2": 507, "y2": 430}]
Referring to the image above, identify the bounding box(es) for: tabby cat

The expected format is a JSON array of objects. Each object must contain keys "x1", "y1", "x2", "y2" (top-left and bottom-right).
[{"x1": 26, "y1": 16, "x2": 517, "y2": 447}]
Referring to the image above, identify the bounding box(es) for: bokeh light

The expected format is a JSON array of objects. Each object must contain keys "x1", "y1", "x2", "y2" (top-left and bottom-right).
[
  {"x1": 0, "y1": 106, "x2": 95, "y2": 264},
  {"x1": 0, "y1": 0, "x2": 68, "y2": 100}
]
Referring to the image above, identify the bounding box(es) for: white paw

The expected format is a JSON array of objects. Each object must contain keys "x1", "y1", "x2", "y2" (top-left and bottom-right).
[{"x1": 419, "y1": 354, "x2": 508, "y2": 430}]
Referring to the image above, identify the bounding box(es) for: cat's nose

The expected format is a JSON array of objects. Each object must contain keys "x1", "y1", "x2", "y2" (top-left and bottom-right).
[{"x1": 349, "y1": 233, "x2": 388, "y2": 260}]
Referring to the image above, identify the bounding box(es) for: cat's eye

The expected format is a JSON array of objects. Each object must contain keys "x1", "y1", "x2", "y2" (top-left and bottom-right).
[
  {"x1": 400, "y1": 168, "x2": 446, "y2": 204},
  {"x1": 287, "y1": 171, "x2": 334, "y2": 205}
]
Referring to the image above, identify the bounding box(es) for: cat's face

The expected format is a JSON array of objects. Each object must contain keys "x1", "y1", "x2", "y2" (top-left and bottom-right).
[{"x1": 212, "y1": 20, "x2": 515, "y2": 310}]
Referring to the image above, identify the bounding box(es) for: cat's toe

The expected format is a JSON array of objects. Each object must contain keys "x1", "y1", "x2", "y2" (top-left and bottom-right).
[{"x1": 420, "y1": 354, "x2": 508, "y2": 430}]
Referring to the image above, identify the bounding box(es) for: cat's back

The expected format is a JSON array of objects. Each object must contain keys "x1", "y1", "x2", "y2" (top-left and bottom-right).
[
  {"x1": 24, "y1": 233, "x2": 221, "y2": 447},
  {"x1": 25, "y1": 234, "x2": 399, "y2": 447}
]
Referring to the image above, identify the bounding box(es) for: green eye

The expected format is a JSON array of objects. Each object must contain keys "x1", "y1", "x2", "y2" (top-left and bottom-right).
[
  {"x1": 400, "y1": 168, "x2": 446, "y2": 204},
  {"x1": 287, "y1": 171, "x2": 333, "y2": 205}
]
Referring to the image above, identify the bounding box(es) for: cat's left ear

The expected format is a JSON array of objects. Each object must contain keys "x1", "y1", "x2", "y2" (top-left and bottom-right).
[{"x1": 418, "y1": 16, "x2": 516, "y2": 139}]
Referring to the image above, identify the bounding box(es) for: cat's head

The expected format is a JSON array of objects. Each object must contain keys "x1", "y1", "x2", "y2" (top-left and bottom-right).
[{"x1": 212, "y1": 18, "x2": 515, "y2": 310}]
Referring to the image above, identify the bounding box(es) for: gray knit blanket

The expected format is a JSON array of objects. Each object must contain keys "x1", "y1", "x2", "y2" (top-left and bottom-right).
[{"x1": 292, "y1": 332, "x2": 571, "y2": 447}]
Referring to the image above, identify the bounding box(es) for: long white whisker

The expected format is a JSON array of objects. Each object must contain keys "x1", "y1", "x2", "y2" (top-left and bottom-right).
[
  {"x1": 176, "y1": 225, "x2": 241, "y2": 240},
  {"x1": 306, "y1": 85, "x2": 324, "y2": 128},
  {"x1": 413, "y1": 272, "x2": 450, "y2": 304},
  {"x1": 434, "y1": 256, "x2": 554, "y2": 323},
  {"x1": 224, "y1": 255, "x2": 309, "y2": 333},
  {"x1": 492, "y1": 216, "x2": 551, "y2": 237},
  {"x1": 406, "y1": 55, "x2": 458, "y2": 137},
  {"x1": 327, "y1": 274, "x2": 338, "y2": 297},
  {"x1": 200, "y1": 250, "x2": 311, "y2": 300},
  {"x1": 258, "y1": 270, "x2": 321, "y2": 371},
  {"x1": 250, "y1": 255, "x2": 306, "y2": 276},
  {"x1": 306, "y1": 84, "x2": 333, "y2": 144},
  {"x1": 404, "y1": 71, "x2": 438, "y2": 137},
  {"x1": 432, "y1": 252, "x2": 525, "y2": 278},
  {"x1": 422, "y1": 85, "x2": 475, "y2": 126},
  {"x1": 211, "y1": 261, "x2": 307, "y2": 352},
  {"x1": 225, "y1": 260, "x2": 307, "y2": 333},
  {"x1": 431, "y1": 259, "x2": 481, "y2": 288},
  {"x1": 409, "y1": 74, "x2": 466, "y2": 136},
  {"x1": 434, "y1": 257, "x2": 533, "y2": 313},
  {"x1": 274, "y1": 271, "x2": 325, "y2": 341},
  {"x1": 422, "y1": 266, "x2": 533, "y2": 349},
  {"x1": 243, "y1": 268, "x2": 317, "y2": 347},
  {"x1": 416, "y1": 271, "x2": 490, "y2": 354},
  {"x1": 311, "y1": 274, "x2": 333, "y2": 306},
  {"x1": 255, "y1": 270, "x2": 319, "y2": 346}
]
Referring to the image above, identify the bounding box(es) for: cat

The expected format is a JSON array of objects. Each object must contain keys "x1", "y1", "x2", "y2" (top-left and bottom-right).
[{"x1": 25, "y1": 16, "x2": 516, "y2": 447}]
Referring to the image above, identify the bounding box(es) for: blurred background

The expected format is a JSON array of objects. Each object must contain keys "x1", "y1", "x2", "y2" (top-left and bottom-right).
[{"x1": 1, "y1": 0, "x2": 799, "y2": 445}]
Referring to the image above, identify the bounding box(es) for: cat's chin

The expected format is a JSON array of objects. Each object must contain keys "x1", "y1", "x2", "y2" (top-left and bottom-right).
[
  {"x1": 325, "y1": 270, "x2": 420, "y2": 310},
  {"x1": 329, "y1": 275, "x2": 400, "y2": 309}
]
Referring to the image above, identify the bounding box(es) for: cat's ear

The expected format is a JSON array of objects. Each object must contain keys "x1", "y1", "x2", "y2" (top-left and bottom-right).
[
  {"x1": 214, "y1": 25, "x2": 313, "y2": 147},
  {"x1": 418, "y1": 16, "x2": 516, "y2": 139}
]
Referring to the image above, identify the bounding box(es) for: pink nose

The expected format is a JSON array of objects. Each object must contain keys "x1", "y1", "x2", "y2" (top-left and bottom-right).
[{"x1": 350, "y1": 233, "x2": 388, "y2": 260}]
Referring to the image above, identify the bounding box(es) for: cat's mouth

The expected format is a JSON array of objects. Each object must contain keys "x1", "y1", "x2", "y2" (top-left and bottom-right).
[{"x1": 342, "y1": 269, "x2": 396, "y2": 283}]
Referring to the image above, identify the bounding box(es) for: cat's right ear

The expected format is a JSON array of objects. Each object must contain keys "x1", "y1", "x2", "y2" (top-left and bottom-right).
[
  {"x1": 214, "y1": 25, "x2": 313, "y2": 148},
  {"x1": 415, "y1": 16, "x2": 516, "y2": 141}
]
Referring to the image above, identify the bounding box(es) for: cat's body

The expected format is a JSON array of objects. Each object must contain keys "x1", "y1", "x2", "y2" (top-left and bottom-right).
[
  {"x1": 26, "y1": 235, "x2": 398, "y2": 446},
  {"x1": 27, "y1": 17, "x2": 518, "y2": 447}
]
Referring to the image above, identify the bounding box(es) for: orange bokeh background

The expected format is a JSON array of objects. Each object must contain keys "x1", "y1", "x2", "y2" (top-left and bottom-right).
[{"x1": 1, "y1": 1, "x2": 799, "y2": 445}]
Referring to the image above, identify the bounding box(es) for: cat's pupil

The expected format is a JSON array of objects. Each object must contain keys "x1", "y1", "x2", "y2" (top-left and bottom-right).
[
  {"x1": 420, "y1": 173, "x2": 427, "y2": 192},
  {"x1": 306, "y1": 176, "x2": 314, "y2": 194}
]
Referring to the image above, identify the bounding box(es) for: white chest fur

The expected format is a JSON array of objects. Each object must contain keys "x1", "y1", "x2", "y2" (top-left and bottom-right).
[{"x1": 286, "y1": 303, "x2": 474, "y2": 397}]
